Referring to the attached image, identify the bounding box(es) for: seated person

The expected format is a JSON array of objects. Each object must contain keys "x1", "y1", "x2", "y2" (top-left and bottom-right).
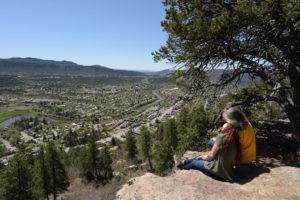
[
  {"x1": 175, "y1": 122, "x2": 239, "y2": 182},
  {"x1": 175, "y1": 108, "x2": 256, "y2": 182},
  {"x1": 209, "y1": 108, "x2": 256, "y2": 164}
]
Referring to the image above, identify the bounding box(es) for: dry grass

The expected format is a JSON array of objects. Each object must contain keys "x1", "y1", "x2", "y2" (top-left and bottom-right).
[
  {"x1": 58, "y1": 178, "x2": 126, "y2": 200},
  {"x1": 58, "y1": 141, "x2": 151, "y2": 200},
  {"x1": 59, "y1": 167, "x2": 147, "y2": 200}
]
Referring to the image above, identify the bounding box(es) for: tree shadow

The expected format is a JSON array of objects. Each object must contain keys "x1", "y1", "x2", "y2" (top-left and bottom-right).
[
  {"x1": 234, "y1": 163, "x2": 270, "y2": 185},
  {"x1": 233, "y1": 127, "x2": 300, "y2": 185},
  {"x1": 254, "y1": 121, "x2": 300, "y2": 161},
  {"x1": 234, "y1": 156, "x2": 300, "y2": 185}
]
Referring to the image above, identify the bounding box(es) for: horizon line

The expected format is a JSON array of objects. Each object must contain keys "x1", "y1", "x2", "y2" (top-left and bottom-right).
[{"x1": 1, "y1": 56, "x2": 171, "y2": 72}]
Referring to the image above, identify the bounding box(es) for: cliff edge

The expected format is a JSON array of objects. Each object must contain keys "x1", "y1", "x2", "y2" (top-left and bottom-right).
[{"x1": 116, "y1": 152, "x2": 300, "y2": 200}]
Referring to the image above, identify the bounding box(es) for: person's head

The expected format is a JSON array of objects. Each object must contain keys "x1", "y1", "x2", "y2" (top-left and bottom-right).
[{"x1": 222, "y1": 107, "x2": 248, "y2": 129}]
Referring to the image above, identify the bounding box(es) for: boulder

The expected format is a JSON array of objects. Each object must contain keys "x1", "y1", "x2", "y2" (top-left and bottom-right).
[
  {"x1": 116, "y1": 152, "x2": 300, "y2": 200},
  {"x1": 117, "y1": 166, "x2": 300, "y2": 200}
]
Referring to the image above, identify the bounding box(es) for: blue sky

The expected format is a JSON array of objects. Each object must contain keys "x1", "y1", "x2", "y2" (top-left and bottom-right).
[{"x1": 0, "y1": 0, "x2": 170, "y2": 71}]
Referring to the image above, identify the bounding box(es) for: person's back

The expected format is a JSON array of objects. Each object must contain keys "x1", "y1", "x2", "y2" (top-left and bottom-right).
[
  {"x1": 205, "y1": 132, "x2": 238, "y2": 181},
  {"x1": 236, "y1": 121, "x2": 256, "y2": 164}
]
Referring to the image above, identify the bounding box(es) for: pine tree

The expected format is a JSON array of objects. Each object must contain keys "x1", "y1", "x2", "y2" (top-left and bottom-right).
[
  {"x1": 65, "y1": 129, "x2": 78, "y2": 147},
  {"x1": 0, "y1": 166, "x2": 4, "y2": 199},
  {"x1": 154, "y1": 123, "x2": 164, "y2": 141},
  {"x1": 88, "y1": 137, "x2": 100, "y2": 179},
  {"x1": 33, "y1": 146, "x2": 51, "y2": 200},
  {"x1": 188, "y1": 106, "x2": 210, "y2": 151},
  {"x1": 2, "y1": 152, "x2": 34, "y2": 200},
  {"x1": 154, "y1": 0, "x2": 300, "y2": 142},
  {"x1": 80, "y1": 139, "x2": 113, "y2": 183},
  {"x1": 99, "y1": 145, "x2": 113, "y2": 182},
  {"x1": 111, "y1": 136, "x2": 117, "y2": 146},
  {"x1": 80, "y1": 137, "x2": 105, "y2": 182},
  {"x1": 163, "y1": 119, "x2": 178, "y2": 151},
  {"x1": 152, "y1": 140, "x2": 173, "y2": 175},
  {"x1": 0, "y1": 144, "x2": 6, "y2": 157},
  {"x1": 176, "y1": 107, "x2": 191, "y2": 153},
  {"x1": 152, "y1": 119, "x2": 178, "y2": 174},
  {"x1": 46, "y1": 142, "x2": 69, "y2": 200},
  {"x1": 80, "y1": 146, "x2": 94, "y2": 181},
  {"x1": 138, "y1": 125, "x2": 153, "y2": 171},
  {"x1": 124, "y1": 128, "x2": 137, "y2": 161},
  {"x1": 102, "y1": 124, "x2": 108, "y2": 137}
]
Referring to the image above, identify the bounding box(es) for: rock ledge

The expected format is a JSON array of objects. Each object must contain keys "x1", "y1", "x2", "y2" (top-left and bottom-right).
[{"x1": 116, "y1": 152, "x2": 300, "y2": 200}]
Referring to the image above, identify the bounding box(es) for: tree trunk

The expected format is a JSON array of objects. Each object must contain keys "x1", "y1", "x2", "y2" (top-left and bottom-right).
[
  {"x1": 17, "y1": 162, "x2": 21, "y2": 199},
  {"x1": 148, "y1": 156, "x2": 153, "y2": 171},
  {"x1": 279, "y1": 94, "x2": 300, "y2": 142},
  {"x1": 289, "y1": 104, "x2": 300, "y2": 142},
  {"x1": 288, "y1": 65, "x2": 300, "y2": 142},
  {"x1": 52, "y1": 153, "x2": 57, "y2": 200}
]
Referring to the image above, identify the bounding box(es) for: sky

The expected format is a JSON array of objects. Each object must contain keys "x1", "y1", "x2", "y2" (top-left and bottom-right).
[{"x1": 0, "y1": 0, "x2": 170, "y2": 71}]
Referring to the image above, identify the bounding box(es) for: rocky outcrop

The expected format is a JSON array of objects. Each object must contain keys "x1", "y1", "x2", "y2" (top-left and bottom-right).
[{"x1": 116, "y1": 152, "x2": 300, "y2": 200}]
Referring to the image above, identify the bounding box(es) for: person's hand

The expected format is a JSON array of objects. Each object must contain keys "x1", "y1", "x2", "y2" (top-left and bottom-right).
[
  {"x1": 196, "y1": 155, "x2": 208, "y2": 160},
  {"x1": 221, "y1": 123, "x2": 233, "y2": 133}
]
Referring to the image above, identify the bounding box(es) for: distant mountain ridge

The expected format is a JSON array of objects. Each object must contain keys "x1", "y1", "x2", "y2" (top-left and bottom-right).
[
  {"x1": 142, "y1": 69, "x2": 174, "y2": 76},
  {"x1": 0, "y1": 57, "x2": 144, "y2": 76}
]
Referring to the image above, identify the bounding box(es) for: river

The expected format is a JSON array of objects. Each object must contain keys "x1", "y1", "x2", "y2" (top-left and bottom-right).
[{"x1": 0, "y1": 116, "x2": 23, "y2": 129}]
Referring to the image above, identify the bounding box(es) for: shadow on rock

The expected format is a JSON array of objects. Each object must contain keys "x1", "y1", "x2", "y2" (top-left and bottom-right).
[{"x1": 234, "y1": 163, "x2": 270, "y2": 185}]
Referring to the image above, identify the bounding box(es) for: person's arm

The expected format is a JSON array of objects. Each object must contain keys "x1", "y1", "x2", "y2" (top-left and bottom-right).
[
  {"x1": 198, "y1": 126, "x2": 231, "y2": 161},
  {"x1": 221, "y1": 123, "x2": 232, "y2": 133},
  {"x1": 197, "y1": 143, "x2": 219, "y2": 161}
]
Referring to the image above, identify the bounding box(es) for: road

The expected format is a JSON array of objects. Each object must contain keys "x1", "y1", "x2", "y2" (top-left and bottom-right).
[
  {"x1": 98, "y1": 90, "x2": 164, "y2": 143},
  {"x1": 98, "y1": 103, "x2": 179, "y2": 144},
  {"x1": 134, "y1": 90, "x2": 163, "y2": 113}
]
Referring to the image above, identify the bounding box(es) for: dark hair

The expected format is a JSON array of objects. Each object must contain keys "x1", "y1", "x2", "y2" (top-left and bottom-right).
[{"x1": 224, "y1": 127, "x2": 241, "y2": 161}]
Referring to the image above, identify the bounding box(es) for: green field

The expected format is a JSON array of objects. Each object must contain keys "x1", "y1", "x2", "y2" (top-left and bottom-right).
[{"x1": 0, "y1": 110, "x2": 34, "y2": 122}]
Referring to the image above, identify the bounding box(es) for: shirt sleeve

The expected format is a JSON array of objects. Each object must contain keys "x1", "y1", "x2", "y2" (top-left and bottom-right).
[{"x1": 215, "y1": 133, "x2": 225, "y2": 149}]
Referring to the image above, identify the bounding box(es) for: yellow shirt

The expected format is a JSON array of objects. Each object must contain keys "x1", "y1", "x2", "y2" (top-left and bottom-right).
[{"x1": 236, "y1": 121, "x2": 256, "y2": 164}]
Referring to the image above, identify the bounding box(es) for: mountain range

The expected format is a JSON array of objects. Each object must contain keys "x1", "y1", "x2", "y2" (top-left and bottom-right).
[
  {"x1": 0, "y1": 58, "x2": 255, "y2": 84},
  {"x1": 0, "y1": 57, "x2": 145, "y2": 76}
]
